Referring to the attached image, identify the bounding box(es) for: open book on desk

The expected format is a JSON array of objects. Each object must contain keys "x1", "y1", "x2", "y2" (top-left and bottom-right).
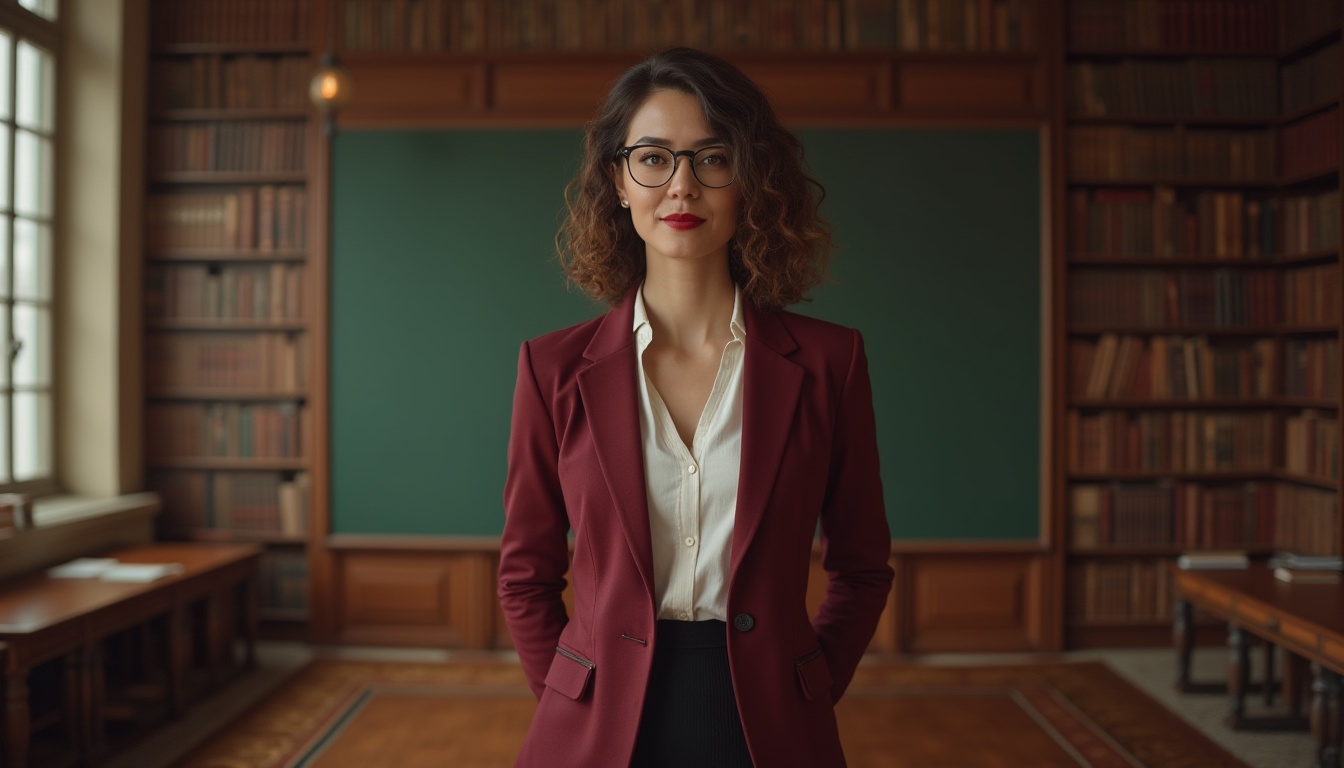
[{"x1": 47, "y1": 557, "x2": 185, "y2": 582}]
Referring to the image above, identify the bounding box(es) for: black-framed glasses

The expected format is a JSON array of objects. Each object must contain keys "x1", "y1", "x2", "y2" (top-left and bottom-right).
[{"x1": 618, "y1": 144, "x2": 735, "y2": 189}]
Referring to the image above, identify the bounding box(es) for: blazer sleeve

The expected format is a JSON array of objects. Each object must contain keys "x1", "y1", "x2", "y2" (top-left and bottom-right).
[
  {"x1": 498, "y1": 340, "x2": 572, "y2": 699},
  {"x1": 813, "y1": 329, "x2": 894, "y2": 702}
]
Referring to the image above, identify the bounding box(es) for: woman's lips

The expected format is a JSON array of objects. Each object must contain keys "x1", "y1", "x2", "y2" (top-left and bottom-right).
[{"x1": 662, "y1": 213, "x2": 705, "y2": 230}]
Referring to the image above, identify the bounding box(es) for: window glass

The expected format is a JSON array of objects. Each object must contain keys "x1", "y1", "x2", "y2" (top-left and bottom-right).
[
  {"x1": 18, "y1": 0, "x2": 58, "y2": 22},
  {"x1": 16, "y1": 40, "x2": 54, "y2": 131},
  {"x1": 13, "y1": 303, "x2": 49, "y2": 387},
  {"x1": 14, "y1": 219, "x2": 50, "y2": 301},
  {"x1": 15, "y1": 130, "x2": 52, "y2": 219},
  {"x1": 14, "y1": 391, "x2": 49, "y2": 481}
]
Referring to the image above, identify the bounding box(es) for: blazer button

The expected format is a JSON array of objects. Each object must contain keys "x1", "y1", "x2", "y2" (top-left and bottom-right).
[{"x1": 733, "y1": 613, "x2": 755, "y2": 632}]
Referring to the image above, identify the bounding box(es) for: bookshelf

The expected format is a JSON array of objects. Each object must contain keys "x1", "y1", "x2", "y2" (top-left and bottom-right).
[
  {"x1": 142, "y1": 0, "x2": 316, "y2": 635},
  {"x1": 1060, "y1": 0, "x2": 1343, "y2": 646}
]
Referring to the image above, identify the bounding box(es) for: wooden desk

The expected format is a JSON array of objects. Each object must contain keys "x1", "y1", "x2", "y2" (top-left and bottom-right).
[
  {"x1": 0, "y1": 543, "x2": 260, "y2": 768},
  {"x1": 1173, "y1": 566, "x2": 1344, "y2": 768}
]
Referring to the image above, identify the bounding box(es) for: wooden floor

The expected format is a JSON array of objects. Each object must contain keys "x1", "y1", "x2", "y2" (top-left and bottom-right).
[{"x1": 104, "y1": 645, "x2": 1315, "y2": 768}]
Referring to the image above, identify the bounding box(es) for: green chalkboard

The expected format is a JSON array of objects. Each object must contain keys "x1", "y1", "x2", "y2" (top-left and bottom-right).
[{"x1": 331, "y1": 128, "x2": 1041, "y2": 539}]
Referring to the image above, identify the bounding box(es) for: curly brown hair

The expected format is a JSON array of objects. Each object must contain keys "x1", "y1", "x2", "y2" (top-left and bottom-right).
[{"x1": 557, "y1": 48, "x2": 832, "y2": 311}]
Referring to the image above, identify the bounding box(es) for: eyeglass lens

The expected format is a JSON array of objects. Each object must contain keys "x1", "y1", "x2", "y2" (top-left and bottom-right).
[{"x1": 625, "y1": 146, "x2": 733, "y2": 188}]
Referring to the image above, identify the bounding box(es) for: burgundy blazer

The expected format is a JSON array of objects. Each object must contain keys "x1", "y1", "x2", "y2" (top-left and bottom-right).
[{"x1": 499, "y1": 289, "x2": 894, "y2": 767}]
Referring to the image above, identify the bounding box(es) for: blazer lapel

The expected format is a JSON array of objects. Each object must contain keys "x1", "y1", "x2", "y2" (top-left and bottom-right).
[
  {"x1": 732, "y1": 305, "x2": 803, "y2": 573},
  {"x1": 576, "y1": 291, "x2": 655, "y2": 598}
]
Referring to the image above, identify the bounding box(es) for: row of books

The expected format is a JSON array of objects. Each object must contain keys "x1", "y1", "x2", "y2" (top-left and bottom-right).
[
  {"x1": 1068, "y1": 410, "x2": 1276, "y2": 473},
  {"x1": 1069, "y1": 335, "x2": 1277, "y2": 400},
  {"x1": 1274, "y1": 487, "x2": 1341, "y2": 556},
  {"x1": 1283, "y1": 339, "x2": 1340, "y2": 401},
  {"x1": 1283, "y1": 410, "x2": 1339, "y2": 480},
  {"x1": 147, "y1": 402, "x2": 306, "y2": 460},
  {"x1": 1068, "y1": 270, "x2": 1282, "y2": 329},
  {"x1": 1070, "y1": 480, "x2": 1279, "y2": 549},
  {"x1": 145, "y1": 264, "x2": 305, "y2": 322},
  {"x1": 152, "y1": 0, "x2": 311, "y2": 45},
  {"x1": 1069, "y1": 127, "x2": 1275, "y2": 181},
  {"x1": 1281, "y1": 0, "x2": 1343, "y2": 53},
  {"x1": 1068, "y1": 560, "x2": 1172, "y2": 622},
  {"x1": 1280, "y1": 108, "x2": 1340, "y2": 180},
  {"x1": 1280, "y1": 41, "x2": 1341, "y2": 116},
  {"x1": 1067, "y1": 0, "x2": 1277, "y2": 52},
  {"x1": 1066, "y1": 59, "x2": 1278, "y2": 120},
  {"x1": 146, "y1": 187, "x2": 309, "y2": 253},
  {"x1": 1067, "y1": 188, "x2": 1341, "y2": 260},
  {"x1": 259, "y1": 549, "x2": 309, "y2": 613},
  {"x1": 1282, "y1": 264, "x2": 1342, "y2": 326},
  {"x1": 339, "y1": 0, "x2": 1037, "y2": 54},
  {"x1": 151, "y1": 55, "x2": 313, "y2": 113},
  {"x1": 148, "y1": 122, "x2": 307, "y2": 175},
  {"x1": 146, "y1": 332, "x2": 307, "y2": 392},
  {"x1": 154, "y1": 470, "x2": 310, "y2": 536}
]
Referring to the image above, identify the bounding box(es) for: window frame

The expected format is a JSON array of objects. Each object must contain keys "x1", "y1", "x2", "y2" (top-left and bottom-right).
[{"x1": 0, "y1": 0, "x2": 58, "y2": 497}]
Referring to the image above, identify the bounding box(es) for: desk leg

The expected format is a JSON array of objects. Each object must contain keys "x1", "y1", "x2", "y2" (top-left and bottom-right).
[
  {"x1": 168, "y1": 606, "x2": 189, "y2": 717},
  {"x1": 1264, "y1": 640, "x2": 1277, "y2": 706},
  {"x1": 1174, "y1": 597, "x2": 1195, "y2": 692},
  {"x1": 1288, "y1": 653, "x2": 1309, "y2": 717},
  {"x1": 87, "y1": 642, "x2": 105, "y2": 757},
  {"x1": 5, "y1": 665, "x2": 29, "y2": 768},
  {"x1": 1312, "y1": 665, "x2": 1341, "y2": 768},
  {"x1": 1227, "y1": 624, "x2": 1250, "y2": 729},
  {"x1": 241, "y1": 575, "x2": 258, "y2": 670},
  {"x1": 206, "y1": 590, "x2": 226, "y2": 686},
  {"x1": 65, "y1": 649, "x2": 87, "y2": 764}
]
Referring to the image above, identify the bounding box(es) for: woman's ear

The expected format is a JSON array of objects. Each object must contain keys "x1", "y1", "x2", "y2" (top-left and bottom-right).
[{"x1": 611, "y1": 163, "x2": 628, "y2": 208}]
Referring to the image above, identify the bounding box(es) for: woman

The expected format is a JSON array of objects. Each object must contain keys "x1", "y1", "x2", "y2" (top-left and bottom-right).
[{"x1": 499, "y1": 47, "x2": 893, "y2": 768}]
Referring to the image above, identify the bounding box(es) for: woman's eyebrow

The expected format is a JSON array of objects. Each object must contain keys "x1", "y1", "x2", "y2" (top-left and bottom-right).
[{"x1": 631, "y1": 136, "x2": 724, "y2": 147}]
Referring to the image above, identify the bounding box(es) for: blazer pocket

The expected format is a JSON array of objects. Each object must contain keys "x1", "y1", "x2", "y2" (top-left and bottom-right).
[
  {"x1": 546, "y1": 645, "x2": 596, "y2": 701},
  {"x1": 794, "y1": 646, "x2": 833, "y2": 702}
]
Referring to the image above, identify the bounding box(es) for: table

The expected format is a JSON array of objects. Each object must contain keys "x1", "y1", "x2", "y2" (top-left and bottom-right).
[
  {"x1": 1173, "y1": 565, "x2": 1344, "y2": 768},
  {"x1": 0, "y1": 543, "x2": 260, "y2": 768}
]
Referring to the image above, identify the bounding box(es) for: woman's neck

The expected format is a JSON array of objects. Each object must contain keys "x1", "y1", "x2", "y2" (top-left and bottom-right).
[{"x1": 641, "y1": 258, "x2": 736, "y2": 350}]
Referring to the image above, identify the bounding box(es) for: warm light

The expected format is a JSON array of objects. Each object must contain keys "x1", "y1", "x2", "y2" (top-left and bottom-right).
[
  {"x1": 309, "y1": 53, "x2": 352, "y2": 111},
  {"x1": 318, "y1": 73, "x2": 342, "y2": 102}
]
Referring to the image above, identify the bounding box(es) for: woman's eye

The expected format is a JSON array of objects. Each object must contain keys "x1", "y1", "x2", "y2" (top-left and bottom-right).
[
  {"x1": 638, "y1": 152, "x2": 667, "y2": 166},
  {"x1": 700, "y1": 153, "x2": 729, "y2": 166}
]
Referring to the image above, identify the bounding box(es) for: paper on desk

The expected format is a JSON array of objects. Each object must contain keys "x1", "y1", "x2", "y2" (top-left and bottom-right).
[
  {"x1": 47, "y1": 557, "x2": 120, "y2": 578},
  {"x1": 47, "y1": 558, "x2": 185, "y2": 581},
  {"x1": 98, "y1": 563, "x2": 185, "y2": 582}
]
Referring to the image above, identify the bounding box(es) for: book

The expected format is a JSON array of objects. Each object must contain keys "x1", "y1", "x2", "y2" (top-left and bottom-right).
[
  {"x1": 1176, "y1": 550, "x2": 1249, "y2": 570},
  {"x1": 47, "y1": 557, "x2": 121, "y2": 578},
  {"x1": 1274, "y1": 567, "x2": 1342, "y2": 585},
  {"x1": 47, "y1": 558, "x2": 185, "y2": 582},
  {"x1": 1268, "y1": 553, "x2": 1344, "y2": 571},
  {"x1": 98, "y1": 563, "x2": 186, "y2": 582}
]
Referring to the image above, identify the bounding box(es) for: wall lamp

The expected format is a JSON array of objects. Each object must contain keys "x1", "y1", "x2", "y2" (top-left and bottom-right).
[{"x1": 309, "y1": 52, "x2": 352, "y2": 136}]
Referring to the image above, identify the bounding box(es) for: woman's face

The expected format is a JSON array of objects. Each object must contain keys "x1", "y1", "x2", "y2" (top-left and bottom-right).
[{"x1": 614, "y1": 89, "x2": 741, "y2": 271}]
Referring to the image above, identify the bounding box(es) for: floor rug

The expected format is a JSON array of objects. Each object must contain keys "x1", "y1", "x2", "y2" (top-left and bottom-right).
[{"x1": 172, "y1": 658, "x2": 1249, "y2": 768}]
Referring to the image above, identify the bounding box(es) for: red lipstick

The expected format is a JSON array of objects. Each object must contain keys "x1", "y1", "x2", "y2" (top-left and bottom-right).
[{"x1": 662, "y1": 213, "x2": 705, "y2": 230}]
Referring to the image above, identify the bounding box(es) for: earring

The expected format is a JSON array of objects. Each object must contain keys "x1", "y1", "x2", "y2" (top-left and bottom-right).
[{"x1": 620, "y1": 199, "x2": 629, "y2": 208}]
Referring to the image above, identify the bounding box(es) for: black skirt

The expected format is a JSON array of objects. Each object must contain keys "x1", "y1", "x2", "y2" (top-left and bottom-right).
[{"x1": 630, "y1": 619, "x2": 754, "y2": 768}]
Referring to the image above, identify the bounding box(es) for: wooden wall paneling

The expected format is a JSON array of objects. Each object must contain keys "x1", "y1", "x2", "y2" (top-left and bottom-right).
[
  {"x1": 340, "y1": 58, "x2": 488, "y2": 127},
  {"x1": 336, "y1": 549, "x2": 495, "y2": 647},
  {"x1": 335, "y1": 544, "x2": 1044, "y2": 653},
  {"x1": 336, "y1": 54, "x2": 1049, "y2": 129},
  {"x1": 894, "y1": 60, "x2": 1043, "y2": 113},
  {"x1": 904, "y1": 555, "x2": 1046, "y2": 652}
]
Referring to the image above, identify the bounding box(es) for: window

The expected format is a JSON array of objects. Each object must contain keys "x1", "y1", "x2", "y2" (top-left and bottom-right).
[{"x1": 0, "y1": 0, "x2": 57, "y2": 492}]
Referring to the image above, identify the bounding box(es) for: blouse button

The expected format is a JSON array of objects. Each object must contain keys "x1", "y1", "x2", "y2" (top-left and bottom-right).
[{"x1": 687, "y1": 464, "x2": 697, "y2": 474}]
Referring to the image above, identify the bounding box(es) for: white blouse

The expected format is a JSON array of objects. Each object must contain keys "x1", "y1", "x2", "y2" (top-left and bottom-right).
[{"x1": 633, "y1": 284, "x2": 746, "y2": 622}]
